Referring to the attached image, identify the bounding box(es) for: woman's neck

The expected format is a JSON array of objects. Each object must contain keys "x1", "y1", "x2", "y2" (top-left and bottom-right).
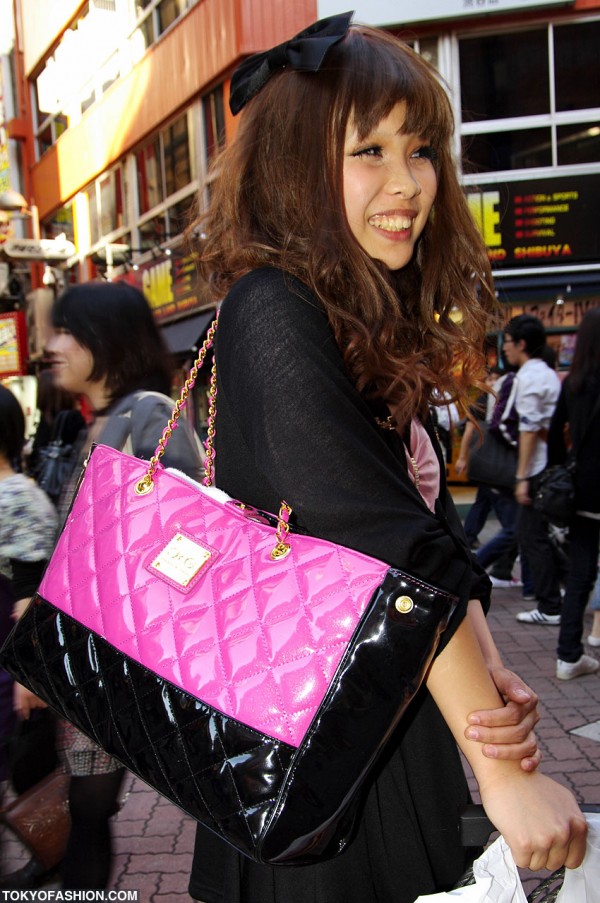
[
  {"x1": 85, "y1": 381, "x2": 111, "y2": 413},
  {"x1": 0, "y1": 455, "x2": 17, "y2": 482}
]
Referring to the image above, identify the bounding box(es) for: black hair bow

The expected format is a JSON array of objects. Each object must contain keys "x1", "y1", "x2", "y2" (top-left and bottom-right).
[{"x1": 229, "y1": 11, "x2": 354, "y2": 115}]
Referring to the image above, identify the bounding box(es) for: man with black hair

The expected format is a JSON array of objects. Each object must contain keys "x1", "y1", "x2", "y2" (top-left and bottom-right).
[{"x1": 502, "y1": 314, "x2": 562, "y2": 625}]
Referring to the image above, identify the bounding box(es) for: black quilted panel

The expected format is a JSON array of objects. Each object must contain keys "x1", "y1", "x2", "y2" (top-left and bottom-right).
[{"x1": 2, "y1": 596, "x2": 295, "y2": 860}]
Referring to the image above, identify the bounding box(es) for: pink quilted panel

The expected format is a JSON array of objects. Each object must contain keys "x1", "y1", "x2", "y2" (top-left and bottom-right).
[{"x1": 39, "y1": 445, "x2": 389, "y2": 748}]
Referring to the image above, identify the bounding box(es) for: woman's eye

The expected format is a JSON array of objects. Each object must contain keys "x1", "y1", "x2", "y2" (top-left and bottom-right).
[
  {"x1": 352, "y1": 145, "x2": 383, "y2": 159},
  {"x1": 412, "y1": 145, "x2": 437, "y2": 161}
]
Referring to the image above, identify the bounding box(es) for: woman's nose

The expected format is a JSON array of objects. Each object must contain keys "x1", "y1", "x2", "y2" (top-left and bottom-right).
[{"x1": 385, "y1": 162, "x2": 421, "y2": 199}]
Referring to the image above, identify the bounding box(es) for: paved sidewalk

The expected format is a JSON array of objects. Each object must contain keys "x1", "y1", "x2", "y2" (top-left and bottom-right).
[{"x1": 1, "y1": 516, "x2": 599, "y2": 901}]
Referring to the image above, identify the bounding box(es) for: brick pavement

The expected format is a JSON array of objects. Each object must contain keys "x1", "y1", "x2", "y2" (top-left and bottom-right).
[{"x1": 1, "y1": 515, "x2": 599, "y2": 901}]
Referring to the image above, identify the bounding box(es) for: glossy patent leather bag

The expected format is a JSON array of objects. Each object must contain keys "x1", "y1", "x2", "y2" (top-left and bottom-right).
[{"x1": 0, "y1": 320, "x2": 457, "y2": 866}]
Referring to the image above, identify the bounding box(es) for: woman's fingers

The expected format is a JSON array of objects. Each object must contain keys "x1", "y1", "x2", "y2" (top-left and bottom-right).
[{"x1": 480, "y1": 773, "x2": 588, "y2": 872}]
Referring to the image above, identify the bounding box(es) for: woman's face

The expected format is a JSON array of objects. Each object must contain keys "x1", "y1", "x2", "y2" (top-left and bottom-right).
[
  {"x1": 342, "y1": 101, "x2": 438, "y2": 271},
  {"x1": 46, "y1": 328, "x2": 94, "y2": 396}
]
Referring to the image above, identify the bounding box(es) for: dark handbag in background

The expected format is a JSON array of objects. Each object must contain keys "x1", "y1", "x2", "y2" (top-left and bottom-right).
[
  {"x1": 533, "y1": 461, "x2": 577, "y2": 527},
  {"x1": 0, "y1": 771, "x2": 70, "y2": 871},
  {"x1": 534, "y1": 392, "x2": 600, "y2": 527},
  {"x1": 35, "y1": 411, "x2": 77, "y2": 504},
  {"x1": 0, "y1": 321, "x2": 458, "y2": 866},
  {"x1": 467, "y1": 424, "x2": 517, "y2": 490}
]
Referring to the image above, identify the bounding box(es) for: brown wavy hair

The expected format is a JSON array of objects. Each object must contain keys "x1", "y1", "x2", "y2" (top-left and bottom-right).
[{"x1": 189, "y1": 25, "x2": 498, "y2": 427}]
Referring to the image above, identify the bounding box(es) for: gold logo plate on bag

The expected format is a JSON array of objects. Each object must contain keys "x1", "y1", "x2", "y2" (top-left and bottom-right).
[{"x1": 150, "y1": 534, "x2": 212, "y2": 587}]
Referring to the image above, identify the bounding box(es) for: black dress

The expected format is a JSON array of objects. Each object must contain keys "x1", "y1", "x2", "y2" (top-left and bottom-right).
[{"x1": 189, "y1": 268, "x2": 490, "y2": 903}]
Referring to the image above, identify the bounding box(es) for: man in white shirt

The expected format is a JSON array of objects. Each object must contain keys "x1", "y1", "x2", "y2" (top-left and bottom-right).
[{"x1": 502, "y1": 315, "x2": 562, "y2": 625}]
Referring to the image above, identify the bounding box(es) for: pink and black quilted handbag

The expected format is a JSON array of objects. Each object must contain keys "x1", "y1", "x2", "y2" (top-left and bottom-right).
[{"x1": 0, "y1": 321, "x2": 457, "y2": 865}]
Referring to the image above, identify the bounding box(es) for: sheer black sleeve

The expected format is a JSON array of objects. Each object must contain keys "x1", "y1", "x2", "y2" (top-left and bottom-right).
[{"x1": 213, "y1": 269, "x2": 490, "y2": 648}]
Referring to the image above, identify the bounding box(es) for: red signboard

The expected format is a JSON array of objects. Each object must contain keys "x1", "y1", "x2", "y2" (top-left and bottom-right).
[
  {"x1": 120, "y1": 251, "x2": 207, "y2": 323},
  {"x1": 0, "y1": 311, "x2": 27, "y2": 377}
]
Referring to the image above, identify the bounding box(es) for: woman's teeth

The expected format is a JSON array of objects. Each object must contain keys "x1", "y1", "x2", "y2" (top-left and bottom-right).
[{"x1": 368, "y1": 214, "x2": 413, "y2": 232}]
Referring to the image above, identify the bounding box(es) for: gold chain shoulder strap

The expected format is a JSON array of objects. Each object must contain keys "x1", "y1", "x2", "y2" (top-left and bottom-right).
[
  {"x1": 132, "y1": 312, "x2": 293, "y2": 560},
  {"x1": 135, "y1": 315, "x2": 219, "y2": 495}
]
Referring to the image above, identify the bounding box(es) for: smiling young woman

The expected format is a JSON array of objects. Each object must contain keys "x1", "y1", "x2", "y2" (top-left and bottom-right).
[
  {"x1": 342, "y1": 101, "x2": 438, "y2": 272},
  {"x1": 184, "y1": 14, "x2": 586, "y2": 903}
]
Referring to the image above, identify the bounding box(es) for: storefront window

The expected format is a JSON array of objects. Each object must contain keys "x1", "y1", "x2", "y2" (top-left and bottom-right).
[
  {"x1": 136, "y1": 137, "x2": 163, "y2": 215},
  {"x1": 460, "y1": 29, "x2": 549, "y2": 121},
  {"x1": 86, "y1": 163, "x2": 129, "y2": 246},
  {"x1": 554, "y1": 20, "x2": 600, "y2": 113},
  {"x1": 136, "y1": 111, "x2": 195, "y2": 216},
  {"x1": 86, "y1": 184, "x2": 100, "y2": 246},
  {"x1": 463, "y1": 127, "x2": 552, "y2": 174},
  {"x1": 168, "y1": 195, "x2": 196, "y2": 235},
  {"x1": 459, "y1": 20, "x2": 599, "y2": 173},
  {"x1": 164, "y1": 114, "x2": 195, "y2": 196},
  {"x1": 158, "y1": 0, "x2": 187, "y2": 34},
  {"x1": 202, "y1": 87, "x2": 225, "y2": 164},
  {"x1": 139, "y1": 213, "x2": 167, "y2": 249},
  {"x1": 44, "y1": 203, "x2": 76, "y2": 243},
  {"x1": 557, "y1": 122, "x2": 600, "y2": 166}
]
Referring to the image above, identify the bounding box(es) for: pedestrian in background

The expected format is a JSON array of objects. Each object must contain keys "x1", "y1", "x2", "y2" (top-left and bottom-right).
[
  {"x1": 26, "y1": 370, "x2": 85, "y2": 480},
  {"x1": 503, "y1": 315, "x2": 563, "y2": 625},
  {"x1": 26, "y1": 370, "x2": 86, "y2": 505},
  {"x1": 14, "y1": 280, "x2": 204, "y2": 890},
  {"x1": 0, "y1": 385, "x2": 58, "y2": 819},
  {"x1": 548, "y1": 307, "x2": 600, "y2": 679}
]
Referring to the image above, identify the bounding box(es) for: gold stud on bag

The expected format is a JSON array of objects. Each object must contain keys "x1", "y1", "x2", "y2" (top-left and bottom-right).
[{"x1": 0, "y1": 317, "x2": 459, "y2": 866}]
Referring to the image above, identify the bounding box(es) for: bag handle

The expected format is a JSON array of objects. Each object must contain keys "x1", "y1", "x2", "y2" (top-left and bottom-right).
[
  {"x1": 135, "y1": 316, "x2": 219, "y2": 495},
  {"x1": 132, "y1": 312, "x2": 293, "y2": 560}
]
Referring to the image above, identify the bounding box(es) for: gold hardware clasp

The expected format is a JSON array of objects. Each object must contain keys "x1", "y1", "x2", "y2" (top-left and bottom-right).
[
  {"x1": 270, "y1": 501, "x2": 292, "y2": 560},
  {"x1": 394, "y1": 595, "x2": 414, "y2": 614},
  {"x1": 135, "y1": 475, "x2": 155, "y2": 495}
]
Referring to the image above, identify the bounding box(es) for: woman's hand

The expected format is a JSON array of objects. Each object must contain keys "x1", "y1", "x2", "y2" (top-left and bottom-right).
[
  {"x1": 12, "y1": 597, "x2": 31, "y2": 620},
  {"x1": 454, "y1": 453, "x2": 468, "y2": 477},
  {"x1": 479, "y1": 771, "x2": 588, "y2": 871},
  {"x1": 515, "y1": 479, "x2": 532, "y2": 506},
  {"x1": 14, "y1": 682, "x2": 47, "y2": 719},
  {"x1": 467, "y1": 667, "x2": 541, "y2": 772}
]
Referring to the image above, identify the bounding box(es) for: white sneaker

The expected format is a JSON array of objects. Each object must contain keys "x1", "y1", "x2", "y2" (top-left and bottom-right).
[
  {"x1": 516, "y1": 609, "x2": 561, "y2": 625},
  {"x1": 586, "y1": 634, "x2": 600, "y2": 647},
  {"x1": 489, "y1": 576, "x2": 522, "y2": 588},
  {"x1": 556, "y1": 654, "x2": 599, "y2": 680}
]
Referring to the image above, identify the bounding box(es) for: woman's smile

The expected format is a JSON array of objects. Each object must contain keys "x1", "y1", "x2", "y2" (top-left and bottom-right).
[{"x1": 343, "y1": 101, "x2": 437, "y2": 270}]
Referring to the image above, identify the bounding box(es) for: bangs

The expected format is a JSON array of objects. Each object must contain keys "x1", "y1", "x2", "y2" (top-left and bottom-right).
[{"x1": 328, "y1": 27, "x2": 453, "y2": 146}]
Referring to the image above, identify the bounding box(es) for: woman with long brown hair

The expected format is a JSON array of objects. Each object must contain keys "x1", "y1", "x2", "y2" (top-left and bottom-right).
[{"x1": 187, "y1": 15, "x2": 586, "y2": 902}]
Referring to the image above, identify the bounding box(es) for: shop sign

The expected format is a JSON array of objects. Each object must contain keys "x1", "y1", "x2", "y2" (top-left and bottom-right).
[
  {"x1": 318, "y1": 0, "x2": 572, "y2": 26},
  {"x1": 466, "y1": 173, "x2": 600, "y2": 269},
  {"x1": 121, "y1": 251, "x2": 205, "y2": 323},
  {"x1": 2, "y1": 237, "x2": 76, "y2": 261},
  {"x1": 505, "y1": 296, "x2": 600, "y2": 330},
  {"x1": 0, "y1": 310, "x2": 27, "y2": 377}
]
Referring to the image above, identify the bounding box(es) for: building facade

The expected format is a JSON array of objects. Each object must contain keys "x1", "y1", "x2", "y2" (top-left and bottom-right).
[
  {"x1": 321, "y1": 0, "x2": 600, "y2": 370},
  {"x1": 1, "y1": 0, "x2": 598, "y2": 428}
]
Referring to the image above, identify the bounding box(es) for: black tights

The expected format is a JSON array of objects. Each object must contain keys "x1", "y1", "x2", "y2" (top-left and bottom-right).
[{"x1": 62, "y1": 769, "x2": 125, "y2": 890}]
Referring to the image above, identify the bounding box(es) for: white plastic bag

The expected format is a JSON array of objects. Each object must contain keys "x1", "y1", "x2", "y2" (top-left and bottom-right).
[
  {"x1": 414, "y1": 835, "x2": 527, "y2": 902},
  {"x1": 415, "y1": 813, "x2": 600, "y2": 903},
  {"x1": 557, "y1": 813, "x2": 600, "y2": 903}
]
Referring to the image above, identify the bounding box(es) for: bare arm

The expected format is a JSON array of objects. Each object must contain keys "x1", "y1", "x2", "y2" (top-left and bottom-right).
[
  {"x1": 515, "y1": 431, "x2": 540, "y2": 505},
  {"x1": 467, "y1": 601, "x2": 541, "y2": 771},
  {"x1": 426, "y1": 615, "x2": 587, "y2": 871},
  {"x1": 455, "y1": 421, "x2": 476, "y2": 476}
]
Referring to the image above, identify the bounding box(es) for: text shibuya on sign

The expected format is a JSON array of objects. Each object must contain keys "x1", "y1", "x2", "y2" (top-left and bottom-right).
[{"x1": 466, "y1": 174, "x2": 599, "y2": 269}]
